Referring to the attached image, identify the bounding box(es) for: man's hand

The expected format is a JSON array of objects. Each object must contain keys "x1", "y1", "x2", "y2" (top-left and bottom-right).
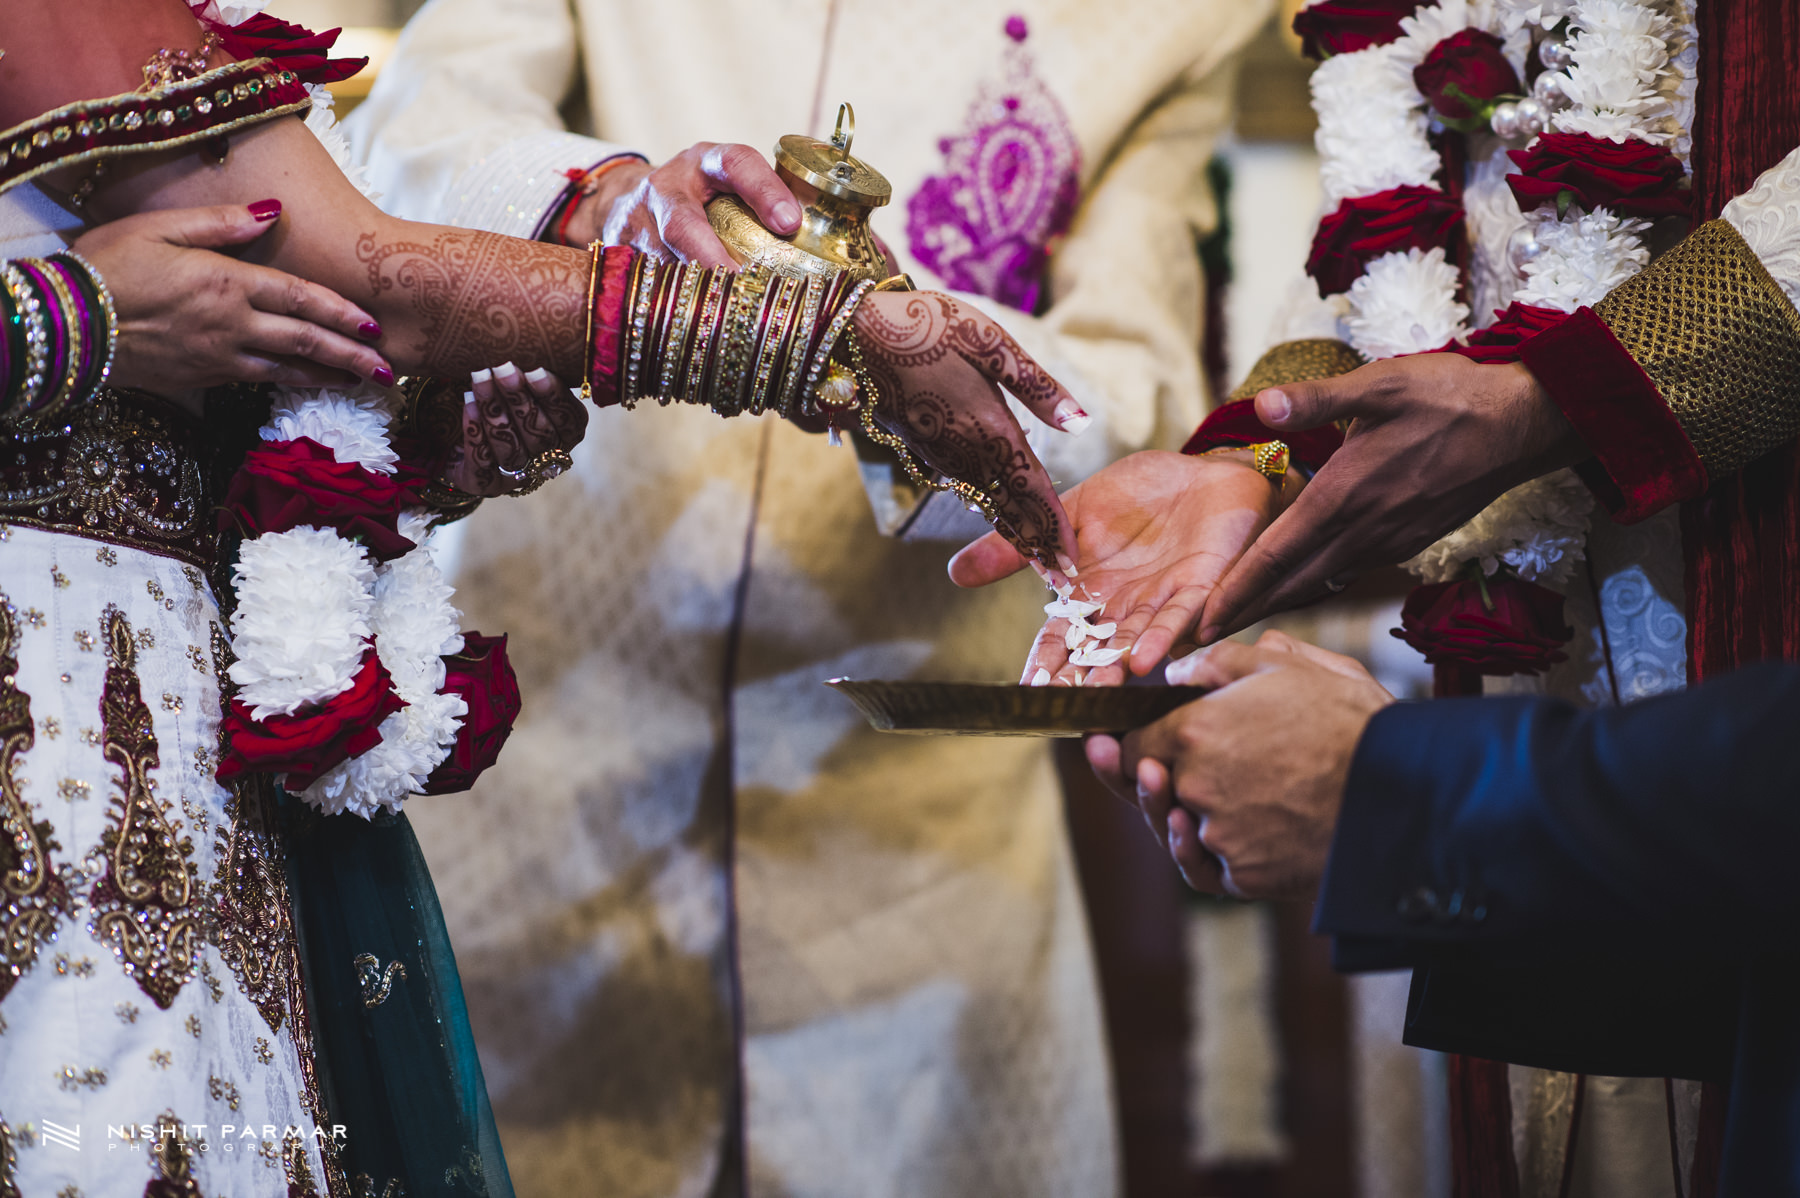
[
  {"x1": 950, "y1": 450, "x2": 1294, "y2": 685},
  {"x1": 1113, "y1": 631, "x2": 1395, "y2": 898},
  {"x1": 1196, "y1": 353, "x2": 1587, "y2": 642},
  {"x1": 73, "y1": 202, "x2": 393, "y2": 394},
  {"x1": 577, "y1": 143, "x2": 802, "y2": 268}
]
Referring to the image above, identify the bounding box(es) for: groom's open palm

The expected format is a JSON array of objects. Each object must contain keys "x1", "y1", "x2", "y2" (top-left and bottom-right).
[{"x1": 949, "y1": 450, "x2": 1283, "y2": 685}]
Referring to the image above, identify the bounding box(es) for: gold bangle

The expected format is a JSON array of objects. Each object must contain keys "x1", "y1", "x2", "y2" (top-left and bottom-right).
[
  {"x1": 621, "y1": 253, "x2": 654, "y2": 410},
  {"x1": 28, "y1": 257, "x2": 83, "y2": 424},
  {"x1": 777, "y1": 275, "x2": 826, "y2": 417},
  {"x1": 683, "y1": 270, "x2": 732, "y2": 406},
  {"x1": 657, "y1": 266, "x2": 704, "y2": 403},
  {"x1": 580, "y1": 240, "x2": 602, "y2": 403},
  {"x1": 716, "y1": 267, "x2": 769, "y2": 414}
]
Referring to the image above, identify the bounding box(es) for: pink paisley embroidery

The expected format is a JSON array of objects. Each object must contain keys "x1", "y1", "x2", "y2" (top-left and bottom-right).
[{"x1": 906, "y1": 15, "x2": 1081, "y2": 314}]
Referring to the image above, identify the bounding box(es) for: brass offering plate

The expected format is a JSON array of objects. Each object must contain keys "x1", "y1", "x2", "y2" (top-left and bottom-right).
[{"x1": 825, "y1": 679, "x2": 1207, "y2": 737}]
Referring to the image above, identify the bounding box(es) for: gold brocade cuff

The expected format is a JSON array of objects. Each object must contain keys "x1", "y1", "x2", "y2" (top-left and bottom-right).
[
  {"x1": 1594, "y1": 219, "x2": 1800, "y2": 479},
  {"x1": 1227, "y1": 338, "x2": 1366, "y2": 402}
]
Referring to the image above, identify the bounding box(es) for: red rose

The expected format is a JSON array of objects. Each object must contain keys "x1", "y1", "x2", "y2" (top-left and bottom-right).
[
  {"x1": 1391, "y1": 573, "x2": 1574, "y2": 676},
  {"x1": 1291, "y1": 0, "x2": 1420, "y2": 60},
  {"x1": 1507, "y1": 132, "x2": 1690, "y2": 219},
  {"x1": 1444, "y1": 302, "x2": 1569, "y2": 363},
  {"x1": 1413, "y1": 29, "x2": 1522, "y2": 125},
  {"x1": 1306, "y1": 186, "x2": 1465, "y2": 296},
  {"x1": 216, "y1": 645, "x2": 407, "y2": 789},
  {"x1": 421, "y1": 633, "x2": 522, "y2": 795},
  {"x1": 212, "y1": 15, "x2": 369, "y2": 86},
  {"x1": 220, "y1": 437, "x2": 420, "y2": 561}
]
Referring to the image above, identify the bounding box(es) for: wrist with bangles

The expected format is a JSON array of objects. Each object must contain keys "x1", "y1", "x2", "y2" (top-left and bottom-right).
[{"x1": 2, "y1": 250, "x2": 118, "y2": 427}]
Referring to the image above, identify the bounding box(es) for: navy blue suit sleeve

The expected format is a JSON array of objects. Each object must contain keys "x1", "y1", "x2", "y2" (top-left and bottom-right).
[{"x1": 1315, "y1": 662, "x2": 1800, "y2": 967}]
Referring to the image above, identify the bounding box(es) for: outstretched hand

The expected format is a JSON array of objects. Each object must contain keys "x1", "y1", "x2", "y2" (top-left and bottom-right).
[
  {"x1": 1195, "y1": 353, "x2": 1585, "y2": 642},
  {"x1": 950, "y1": 450, "x2": 1293, "y2": 684},
  {"x1": 852, "y1": 290, "x2": 1088, "y2": 574}
]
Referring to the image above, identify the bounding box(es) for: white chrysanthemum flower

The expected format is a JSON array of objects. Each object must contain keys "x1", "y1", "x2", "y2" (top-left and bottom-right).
[
  {"x1": 1492, "y1": 0, "x2": 1577, "y2": 33},
  {"x1": 1345, "y1": 247, "x2": 1471, "y2": 360},
  {"x1": 228, "y1": 527, "x2": 377, "y2": 718},
  {"x1": 296, "y1": 689, "x2": 467, "y2": 818},
  {"x1": 1513, "y1": 207, "x2": 1652, "y2": 310},
  {"x1": 1313, "y1": 48, "x2": 1442, "y2": 204},
  {"x1": 1405, "y1": 470, "x2": 1595, "y2": 587},
  {"x1": 1391, "y1": 0, "x2": 1490, "y2": 72},
  {"x1": 369, "y1": 542, "x2": 465, "y2": 695},
  {"x1": 263, "y1": 385, "x2": 400, "y2": 474}
]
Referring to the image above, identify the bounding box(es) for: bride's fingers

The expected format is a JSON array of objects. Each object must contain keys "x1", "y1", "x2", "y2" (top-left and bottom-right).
[
  {"x1": 946, "y1": 299, "x2": 1086, "y2": 433},
  {"x1": 521, "y1": 367, "x2": 590, "y2": 451}
]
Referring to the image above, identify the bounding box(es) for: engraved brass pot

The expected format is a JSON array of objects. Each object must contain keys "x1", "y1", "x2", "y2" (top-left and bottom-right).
[{"x1": 706, "y1": 103, "x2": 892, "y2": 285}]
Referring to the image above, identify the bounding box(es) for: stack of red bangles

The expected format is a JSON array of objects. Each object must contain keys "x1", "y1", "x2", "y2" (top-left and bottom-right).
[{"x1": 1, "y1": 250, "x2": 117, "y2": 426}]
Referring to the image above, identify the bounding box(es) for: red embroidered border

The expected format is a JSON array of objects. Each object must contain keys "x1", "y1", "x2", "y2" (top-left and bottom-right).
[{"x1": 0, "y1": 59, "x2": 308, "y2": 197}]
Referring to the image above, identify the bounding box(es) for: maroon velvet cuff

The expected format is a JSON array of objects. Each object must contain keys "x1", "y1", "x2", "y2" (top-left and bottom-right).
[
  {"x1": 587, "y1": 246, "x2": 637, "y2": 408},
  {"x1": 1515, "y1": 306, "x2": 1707, "y2": 523},
  {"x1": 1180, "y1": 399, "x2": 1345, "y2": 475}
]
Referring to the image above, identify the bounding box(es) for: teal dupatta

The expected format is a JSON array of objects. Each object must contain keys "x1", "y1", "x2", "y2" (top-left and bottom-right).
[{"x1": 280, "y1": 796, "x2": 514, "y2": 1197}]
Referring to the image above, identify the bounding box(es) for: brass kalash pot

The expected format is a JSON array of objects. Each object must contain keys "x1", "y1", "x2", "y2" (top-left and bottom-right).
[
  {"x1": 706, "y1": 103, "x2": 896, "y2": 286},
  {"x1": 707, "y1": 104, "x2": 978, "y2": 538}
]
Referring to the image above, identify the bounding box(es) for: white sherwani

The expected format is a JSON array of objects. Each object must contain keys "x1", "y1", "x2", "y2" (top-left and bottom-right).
[{"x1": 348, "y1": 1, "x2": 1267, "y2": 1194}]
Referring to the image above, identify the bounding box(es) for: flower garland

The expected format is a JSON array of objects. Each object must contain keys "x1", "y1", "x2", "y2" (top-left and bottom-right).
[
  {"x1": 1295, "y1": 0, "x2": 1693, "y2": 673},
  {"x1": 201, "y1": 6, "x2": 517, "y2": 816}
]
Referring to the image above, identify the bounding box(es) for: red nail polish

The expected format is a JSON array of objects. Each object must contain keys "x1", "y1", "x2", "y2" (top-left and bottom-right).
[
  {"x1": 371, "y1": 366, "x2": 395, "y2": 387},
  {"x1": 248, "y1": 198, "x2": 282, "y2": 222},
  {"x1": 358, "y1": 321, "x2": 382, "y2": 340}
]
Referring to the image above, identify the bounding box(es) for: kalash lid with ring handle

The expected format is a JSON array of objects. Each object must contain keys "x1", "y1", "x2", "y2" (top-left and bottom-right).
[{"x1": 706, "y1": 103, "x2": 905, "y2": 287}]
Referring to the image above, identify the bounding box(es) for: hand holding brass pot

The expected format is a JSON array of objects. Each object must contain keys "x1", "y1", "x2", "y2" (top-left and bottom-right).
[{"x1": 707, "y1": 104, "x2": 898, "y2": 286}]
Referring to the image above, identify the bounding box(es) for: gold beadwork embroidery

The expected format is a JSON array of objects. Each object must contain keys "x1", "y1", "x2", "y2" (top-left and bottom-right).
[
  {"x1": 353, "y1": 953, "x2": 406, "y2": 1008},
  {"x1": 212, "y1": 783, "x2": 296, "y2": 1033},
  {"x1": 0, "y1": 1117, "x2": 20, "y2": 1198},
  {"x1": 146, "y1": 1111, "x2": 202, "y2": 1196},
  {"x1": 207, "y1": 1074, "x2": 240, "y2": 1111},
  {"x1": 284, "y1": 1132, "x2": 322, "y2": 1197},
  {"x1": 1595, "y1": 219, "x2": 1800, "y2": 479},
  {"x1": 115, "y1": 1001, "x2": 138, "y2": 1023},
  {"x1": 1227, "y1": 338, "x2": 1366, "y2": 402},
  {"x1": 88, "y1": 606, "x2": 199, "y2": 1009},
  {"x1": 0, "y1": 395, "x2": 210, "y2": 566},
  {"x1": 148, "y1": 1048, "x2": 171, "y2": 1070},
  {"x1": 54, "y1": 1066, "x2": 107, "y2": 1091},
  {"x1": 0, "y1": 594, "x2": 71, "y2": 1006}
]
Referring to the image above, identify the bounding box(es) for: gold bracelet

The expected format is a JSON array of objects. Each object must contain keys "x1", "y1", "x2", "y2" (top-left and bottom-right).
[
  {"x1": 580, "y1": 240, "x2": 602, "y2": 402},
  {"x1": 657, "y1": 266, "x2": 705, "y2": 403},
  {"x1": 715, "y1": 267, "x2": 769, "y2": 414},
  {"x1": 683, "y1": 270, "x2": 732, "y2": 407},
  {"x1": 776, "y1": 275, "x2": 826, "y2": 417},
  {"x1": 621, "y1": 253, "x2": 654, "y2": 409},
  {"x1": 747, "y1": 276, "x2": 802, "y2": 415}
]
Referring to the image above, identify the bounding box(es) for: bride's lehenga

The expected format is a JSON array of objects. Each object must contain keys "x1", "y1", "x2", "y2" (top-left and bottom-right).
[{"x1": 0, "y1": 58, "x2": 512, "y2": 1198}]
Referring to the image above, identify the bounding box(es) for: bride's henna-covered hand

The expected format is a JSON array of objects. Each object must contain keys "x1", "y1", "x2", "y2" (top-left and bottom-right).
[
  {"x1": 437, "y1": 362, "x2": 587, "y2": 497},
  {"x1": 948, "y1": 450, "x2": 1297, "y2": 685},
  {"x1": 850, "y1": 290, "x2": 1085, "y2": 571}
]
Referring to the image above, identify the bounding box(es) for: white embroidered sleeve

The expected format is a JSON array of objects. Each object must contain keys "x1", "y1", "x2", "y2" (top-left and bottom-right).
[
  {"x1": 343, "y1": 0, "x2": 638, "y2": 233},
  {"x1": 1721, "y1": 143, "x2": 1800, "y2": 311}
]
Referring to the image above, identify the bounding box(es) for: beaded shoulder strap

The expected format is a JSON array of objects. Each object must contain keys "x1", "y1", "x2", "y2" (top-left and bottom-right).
[{"x1": 0, "y1": 58, "x2": 309, "y2": 197}]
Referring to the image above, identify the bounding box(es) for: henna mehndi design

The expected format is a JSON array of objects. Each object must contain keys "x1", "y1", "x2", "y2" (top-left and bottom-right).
[{"x1": 356, "y1": 230, "x2": 590, "y2": 382}]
